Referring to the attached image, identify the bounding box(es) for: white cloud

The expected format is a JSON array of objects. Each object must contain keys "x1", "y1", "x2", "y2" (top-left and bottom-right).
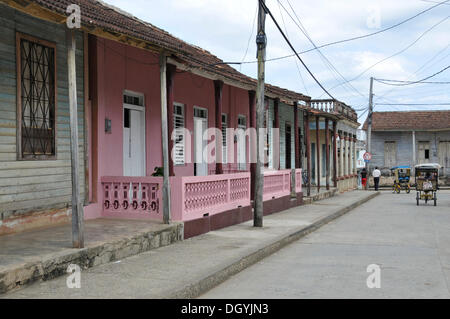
[{"x1": 102, "y1": 0, "x2": 450, "y2": 112}]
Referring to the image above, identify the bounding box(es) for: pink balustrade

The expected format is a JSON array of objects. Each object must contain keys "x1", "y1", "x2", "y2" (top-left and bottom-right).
[
  {"x1": 101, "y1": 176, "x2": 163, "y2": 220},
  {"x1": 101, "y1": 170, "x2": 302, "y2": 222},
  {"x1": 170, "y1": 173, "x2": 251, "y2": 222},
  {"x1": 295, "y1": 169, "x2": 302, "y2": 193},
  {"x1": 263, "y1": 170, "x2": 291, "y2": 201}
]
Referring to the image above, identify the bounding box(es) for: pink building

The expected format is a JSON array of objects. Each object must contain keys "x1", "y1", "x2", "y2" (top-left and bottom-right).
[
  {"x1": 0, "y1": 0, "x2": 359, "y2": 239},
  {"x1": 84, "y1": 33, "x2": 307, "y2": 238}
]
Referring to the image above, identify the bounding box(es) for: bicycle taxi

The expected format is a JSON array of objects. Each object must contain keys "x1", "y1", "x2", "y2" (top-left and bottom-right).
[
  {"x1": 415, "y1": 163, "x2": 441, "y2": 206},
  {"x1": 391, "y1": 166, "x2": 411, "y2": 194}
]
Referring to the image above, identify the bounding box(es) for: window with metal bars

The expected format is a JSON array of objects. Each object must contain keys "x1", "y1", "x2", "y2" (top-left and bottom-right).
[
  {"x1": 174, "y1": 103, "x2": 185, "y2": 165},
  {"x1": 17, "y1": 33, "x2": 56, "y2": 160}
]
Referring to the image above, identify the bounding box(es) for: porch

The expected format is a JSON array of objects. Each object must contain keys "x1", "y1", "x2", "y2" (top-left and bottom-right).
[{"x1": 99, "y1": 169, "x2": 302, "y2": 238}]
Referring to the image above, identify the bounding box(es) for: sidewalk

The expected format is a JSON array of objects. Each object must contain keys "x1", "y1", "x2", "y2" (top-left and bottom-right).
[
  {"x1": 2, "y1": 190, "x2": 379, "y2": 299},
  {"x1": 0, "y1": 219, "x2": 183, "y2": 294}
]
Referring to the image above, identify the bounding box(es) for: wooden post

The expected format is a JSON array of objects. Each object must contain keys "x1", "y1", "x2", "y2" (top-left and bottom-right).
[
  {"x1": 333, "y1": 121, "x2": 337, "y2": 188},
  {"x1": 67, "y1": 29, "x2": 84, "y2": 248},
  {"x1": 160, "y1": 53, "x2": 171, "y2": 224},
  {"x1": 254, "y1": 0, "x2": 266, "y2": 227},
  {"x1": 273, "y1": 98, "x2": 280, "y2": 170},
  {"x1": 304, "y1": 113, "x2": 311, "y2": 197},
  {"x1": 167, "y1": 63, "x2": 176, "y2": 177},
  {"x1": 316, "y1": 116, "x2": 321, "y2": 193},
  {"x1": 325, "y1": 118, "x2": 330, "y2": 190},
  {"x1": 249, "y1": 90, "x2": 256, "y2": 201},
  {"x1": 214, "y1": 80, "x2": 224, "y2": 175}
]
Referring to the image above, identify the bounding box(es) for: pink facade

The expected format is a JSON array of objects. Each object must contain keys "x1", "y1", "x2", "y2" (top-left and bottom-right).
[{"x1": 85, "y1": 37, "x2": 253, "y2": 220}]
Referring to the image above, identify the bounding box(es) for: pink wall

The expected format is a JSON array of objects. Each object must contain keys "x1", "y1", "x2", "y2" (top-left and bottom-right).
[
  {"x1": 172, "y1": 74, "x2": 250, "y2": 175},
  {"x1": 85, "y1": 37, "x2": 251, "y2": 219}
]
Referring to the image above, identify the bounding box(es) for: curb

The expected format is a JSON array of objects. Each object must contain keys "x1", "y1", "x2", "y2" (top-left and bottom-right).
[{"x1": 167, "y1": 192, "x2": 380, "y2": 299}]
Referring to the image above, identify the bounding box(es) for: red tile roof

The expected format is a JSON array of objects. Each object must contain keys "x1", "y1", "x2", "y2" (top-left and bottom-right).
[
  {"x1": 30, "y1": 0, "x2": 310, "y2": 104},
  {"x1": 362, "y1": 111, "x2": 450, "y2": 131}
]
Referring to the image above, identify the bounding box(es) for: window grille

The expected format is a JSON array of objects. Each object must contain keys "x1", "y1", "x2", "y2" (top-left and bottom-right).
[{"x1": 18, "y1": 34, "x2": 56, "y2": 159}]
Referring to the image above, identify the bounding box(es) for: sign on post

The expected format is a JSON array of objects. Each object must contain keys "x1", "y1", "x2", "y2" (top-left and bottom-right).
[{"x1": 363, "y1": 152, "x2": 372, "y2": 163}]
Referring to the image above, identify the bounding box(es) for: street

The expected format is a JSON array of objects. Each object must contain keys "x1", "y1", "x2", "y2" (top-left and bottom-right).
[{"x1": 201, "y1": 191, "x2": 450, "y2": 299}]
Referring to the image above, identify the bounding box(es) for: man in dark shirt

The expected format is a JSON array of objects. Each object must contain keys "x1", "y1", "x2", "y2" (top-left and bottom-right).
[{"x1": 361, "y1": 168, "x2": 367, "y2": 188}]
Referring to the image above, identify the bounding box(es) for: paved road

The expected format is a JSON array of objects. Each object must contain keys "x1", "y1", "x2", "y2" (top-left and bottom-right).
[{"x1": 201, "y1": 191, "x2": 450, "y2": 299}]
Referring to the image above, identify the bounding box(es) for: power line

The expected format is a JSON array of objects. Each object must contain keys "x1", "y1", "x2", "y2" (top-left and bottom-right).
[
  {"x1": 374, "y1": 64, "x2": 450, "y2": 86},
  {"x1": 415, "y1": 43, "x2": 450, "y2": 74},
  {"x1": 322, "y1": 15, "x2": 450, "y2": 94},
  {"x1": 258, "y1": 0, "x2": 336, "y2": 99},
  {"x1": 375, "y1": 80, "x2": 450, "y2": 84},
  {"x1": 279, "y1": 0, "x2": 367, "y2": 100},
  {"x1": 375, "y1": 102, "x2": 450, "y2": 106},
  {"x1": 276, "y1": 0, "x2": 309, "y2": 95},
  {"x1": 240, "y1": 5, "x2": 258, "y2": 69},
  {"x1": 224, "y1": 0, "x2": 450, "y2": 65},
  {"x1": 375, "y1": 42, "x2": 450, "y2": 102}
]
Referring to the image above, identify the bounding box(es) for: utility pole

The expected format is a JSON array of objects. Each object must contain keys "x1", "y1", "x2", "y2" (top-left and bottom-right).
[
  {"x1": 365, "y1": 76, "x2": 374, "y2": 190},
  {"x1": 67, "y1": 29, "x2": 84, "y2": 248},
  {"x1": 254, "y1": 0, "x2": 266, "y2": 227}
]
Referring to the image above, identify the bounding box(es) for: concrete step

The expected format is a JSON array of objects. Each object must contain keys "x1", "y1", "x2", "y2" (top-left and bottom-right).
[{"x1": 303, "y1": 188, "x2": 339, "y2": 205}]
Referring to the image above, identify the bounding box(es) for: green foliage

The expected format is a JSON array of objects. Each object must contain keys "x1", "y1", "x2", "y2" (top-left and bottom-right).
[{"x1": 151, "y1": 167, "x2": 164, "y2": 177}]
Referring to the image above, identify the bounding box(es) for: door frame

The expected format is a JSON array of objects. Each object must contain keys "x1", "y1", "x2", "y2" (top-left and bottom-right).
[
  {"x1": 193, "y1": 106, "x2": 208, "y2": 176},
  {"x1": 123, "y1": 90, "x2": 146, "y2": 176}
]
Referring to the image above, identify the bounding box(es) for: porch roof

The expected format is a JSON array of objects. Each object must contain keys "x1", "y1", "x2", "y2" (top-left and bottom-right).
[{"x1": 22, "y1": 0, "x2": 310, "y2": 105}]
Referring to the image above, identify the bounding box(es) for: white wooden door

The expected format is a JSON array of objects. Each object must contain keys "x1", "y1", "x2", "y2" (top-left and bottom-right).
[
  {"x1": 194, "y1": 107, "x2": 208, "y2": 176},
  {"x1": 237, "y1": 116, "x2": 247, "y2": 170},
  {"x1": 123, "y1": 107, "x2": 145, "y2": 176}
]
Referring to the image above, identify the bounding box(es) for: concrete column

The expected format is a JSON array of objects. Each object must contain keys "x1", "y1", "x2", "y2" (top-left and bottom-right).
[
  {"x1": 349, "y1": 134, "x2": 353, "y2": 177},
  {"x1": 316, "y1": 116, "x2": 321, "y2": 192},
  {"x1": 412, "y1": 130, "x2": 416, "y2": 167},
  {"x1": 353, "y1": 135, "x2": 357, "y2": 175},
  {"x1": 343, "y1": 133, "x2": 348, "y2": 177},
  {"x1": 332, "y1": 122, "x2": 337, "y2": 188},
  {"x1": 339, "y1": 131, "x2": 344, "y2": 179},
  {"x1": 214, "y1": 80, "x2": 223, "y2": 175},
  {"x1": 305, "y1": 113, "x2": 311, "y2": 197},
  {"x1": 325, "y1": 119, "x2": 330, "y2": 190},
  {"x1": 273, "y1": 99, "x2": 280, "y2": 170}
]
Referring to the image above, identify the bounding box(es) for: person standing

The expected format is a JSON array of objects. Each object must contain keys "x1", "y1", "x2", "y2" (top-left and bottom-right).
[
  {"x1": 372, "y1": 167, "x2": 381, "y2": 191},
  {"x1": 360, "y1": 168, "x2": 367, "y2": 188}
]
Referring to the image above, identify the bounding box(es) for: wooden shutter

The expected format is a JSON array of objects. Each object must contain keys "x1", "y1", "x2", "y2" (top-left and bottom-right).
[
  {"x1": 384, "y1": 141, "x2": 396, "y2": 168},
  {"x1": 174, "y1": 104, "x2": 185, "y2": 165}
]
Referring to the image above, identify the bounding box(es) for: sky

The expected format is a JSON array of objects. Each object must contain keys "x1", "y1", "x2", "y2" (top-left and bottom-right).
[{"x1": 103, "y1": 0, "x2": 450, "y2": 125}]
